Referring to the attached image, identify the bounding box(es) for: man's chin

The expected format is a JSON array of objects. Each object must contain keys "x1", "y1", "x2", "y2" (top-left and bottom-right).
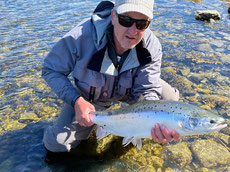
[{"x1": 123, "y1": 44, "x2": 137, "y2": 50}]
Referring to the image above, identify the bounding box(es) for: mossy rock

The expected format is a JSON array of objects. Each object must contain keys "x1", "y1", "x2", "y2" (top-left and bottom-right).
[
  {"x1": 200, "y1": 94, "x2": 229, "y2": 108},
  {"x1": 1, "y1": 118, "x2": 26, "y2": 132},
  {"x1": 190, "y1": 139, "x2": 230, "y2": 167},
  {"x1": 163, "y1": 142, "x2": 192, "y2": 168}
]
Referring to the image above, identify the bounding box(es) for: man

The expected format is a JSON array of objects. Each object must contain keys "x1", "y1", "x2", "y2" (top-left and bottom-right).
[{"x1": 42, "y1": 0, "x2": 180, "y2": 163}]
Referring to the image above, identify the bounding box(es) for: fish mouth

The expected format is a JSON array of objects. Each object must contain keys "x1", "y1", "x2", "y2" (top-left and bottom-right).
[{"x1": 212, "y1": 121, "x2": 227, "y2": 130}]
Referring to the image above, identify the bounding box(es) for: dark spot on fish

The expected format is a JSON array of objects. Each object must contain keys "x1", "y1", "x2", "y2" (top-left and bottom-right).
[
  {"x1": 180, "y1": 107, "x2": 182, "y2": 110},
  {"x1": 104, "y1": 124, "x2": 106, "y2": 127}
]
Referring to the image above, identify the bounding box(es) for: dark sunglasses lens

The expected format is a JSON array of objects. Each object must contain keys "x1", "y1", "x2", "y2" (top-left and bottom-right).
[
  {"x1": 136, "y1": 20, "x2": 150, "y2": 30},
  {"x1": 118, "y1": 15, "x2": 134, "y2": 27},
  {"x1": 118, "y1": 14, "x2": 150, "y2": 30}
]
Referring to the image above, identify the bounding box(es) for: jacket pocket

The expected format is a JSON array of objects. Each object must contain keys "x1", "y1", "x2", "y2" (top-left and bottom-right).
[
  {"x1": 73, "y1": 64, "x2": 105, "y2": 101},
  {"x1": 118, "y1": 71, "x2": 133, "y2": 96}
]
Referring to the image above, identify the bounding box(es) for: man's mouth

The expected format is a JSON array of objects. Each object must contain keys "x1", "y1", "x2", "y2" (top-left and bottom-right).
[{"x1": 126, "y1": 36, "x2": 136, "y2": 40}]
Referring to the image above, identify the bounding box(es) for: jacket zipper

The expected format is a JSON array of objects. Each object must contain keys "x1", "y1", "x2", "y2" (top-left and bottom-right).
[
  {"x1": 111, "y1": 59, "x2": 121, "y2": 98},
  {"x1": 111, "y1": 76, "x2": 117, "y2": 98}
]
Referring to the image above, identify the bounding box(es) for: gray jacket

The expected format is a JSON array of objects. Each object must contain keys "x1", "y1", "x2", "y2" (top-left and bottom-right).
[{"x1": 42, "y1": 1, "x2": 163, "y2": 107}]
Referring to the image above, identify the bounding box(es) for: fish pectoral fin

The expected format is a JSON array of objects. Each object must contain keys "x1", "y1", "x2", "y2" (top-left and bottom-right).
[
  {"x1": 122, "y1": 136, "x2": 134, "y2": 147},
  {"x1": 131, "y1": 138, "x2": 142, "y2": 150},
  {"x1": 96, "y1": 126, "x2": 110, "y2": 141},
  {"x1": 122, "y1": 137, "x2": 142, "y2": 150}
]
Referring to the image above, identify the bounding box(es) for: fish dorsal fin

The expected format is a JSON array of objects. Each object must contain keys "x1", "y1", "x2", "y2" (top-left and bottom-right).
[
  {"x1": 138, "y1": 94, "x2": 145, "y2": 102},
  {"x1": 122, "y1": 137, "x2": 143, "y2": 150},
  {"x1": 131, "y1": 138, "x2": 142, "y2": 150},
  {"x1": 96, "y1": 126, "x2": 110, "y2": 141}
]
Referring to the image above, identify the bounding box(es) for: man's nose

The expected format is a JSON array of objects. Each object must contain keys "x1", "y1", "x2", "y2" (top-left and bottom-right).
[{"x1": 128, "y1": 23, "x2": 138, "y2": 35}]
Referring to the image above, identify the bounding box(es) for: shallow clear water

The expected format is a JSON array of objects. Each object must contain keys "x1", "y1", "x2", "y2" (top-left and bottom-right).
[{"x1": 0, "y1": 0, "x2": 230, "y2": 171}]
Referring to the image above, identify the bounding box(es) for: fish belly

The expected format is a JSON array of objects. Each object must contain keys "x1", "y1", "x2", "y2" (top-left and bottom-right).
[{"x1": 94, "y1": 111, "x2": 177, "y2": 138}]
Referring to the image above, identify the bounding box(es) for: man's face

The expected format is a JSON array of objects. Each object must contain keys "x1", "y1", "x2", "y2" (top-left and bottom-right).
[{"x1": 111, "y1": 10, "x2": 149, "y2": 55}]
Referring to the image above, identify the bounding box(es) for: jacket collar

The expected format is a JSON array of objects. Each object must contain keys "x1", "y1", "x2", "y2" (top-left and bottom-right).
[{"x1": 87, "y1": 40, "x2": 152, "y2": 76}]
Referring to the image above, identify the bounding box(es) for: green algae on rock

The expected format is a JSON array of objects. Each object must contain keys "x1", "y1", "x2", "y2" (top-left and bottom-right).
[
  {"x1": 163, "y1": 142, "x2": 192, "y2": 168},
  {"x1": 190, "y1": 139, "x2": 230, "y2": 168}
]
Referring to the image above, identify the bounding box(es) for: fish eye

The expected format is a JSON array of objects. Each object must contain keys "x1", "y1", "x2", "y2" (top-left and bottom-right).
[{"x1": 210, "y1": 120, "x2": 216, "y2": 124}]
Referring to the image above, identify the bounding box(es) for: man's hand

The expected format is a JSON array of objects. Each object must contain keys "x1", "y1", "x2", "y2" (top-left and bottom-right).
[
  {"x1": 151, "y1": 123, "x2": 181, "y2": 144},
  {"x1": 74, "y1": 97, "x2": 95, "y2": 127}
]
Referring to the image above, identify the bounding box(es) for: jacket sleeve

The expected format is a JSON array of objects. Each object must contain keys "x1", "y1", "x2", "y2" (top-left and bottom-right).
[
  {"x1": 133, "y1": 31, "x2": 163, "y2": 101},
  {"x1": 42, "y1": 36, "x2": 80, "y2": 106}
]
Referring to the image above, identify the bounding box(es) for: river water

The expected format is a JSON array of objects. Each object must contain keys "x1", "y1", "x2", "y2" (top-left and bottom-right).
[{"x1": 0, "y1": 0, "x2": 230, "y2": 171}]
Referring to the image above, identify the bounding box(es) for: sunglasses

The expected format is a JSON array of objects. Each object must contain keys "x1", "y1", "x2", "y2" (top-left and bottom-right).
[{"x1": 116, "y1": 12, "x2": 150, "y2": 30}]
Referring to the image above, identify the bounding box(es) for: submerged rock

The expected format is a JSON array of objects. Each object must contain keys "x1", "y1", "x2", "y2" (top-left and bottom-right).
[
  {"x1": 163, "y1": 143, "x2": 192, "y2": 168},
  {"x1": 210, "y1": 39, "x2": 224, "y2": 48},
  {"x1": 220, "y1": 54, "x2": 230, "y2": 64},
  {"x1": 189, "y1": 0, "x2": 204, "y2": 2},
  {"x1": 179, "y1": 67, "x2": 190, "y2": 76},
  {"x1": 190, "y1": 139, "x2": 230, "y2": 167},
  {"x1": 198, "y1": 44, "x2": 213, "y2": 52},
  {"x1": 195, "y1": 10, "x2": 221, "y2": 21}
]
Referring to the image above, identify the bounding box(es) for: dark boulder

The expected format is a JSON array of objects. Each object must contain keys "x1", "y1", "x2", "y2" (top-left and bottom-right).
[{"x1": 195, "y1": 10, "x2": 220, "y2": 21}]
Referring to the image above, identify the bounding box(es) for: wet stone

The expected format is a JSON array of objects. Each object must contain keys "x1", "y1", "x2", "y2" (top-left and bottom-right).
[
  {"x1": 0, "y1": 159, "x2": 12, "y2": 171},
  {"x1": 196, "y1": 33, "x2": 205, "y2": 37},
  {"x1": 218, "y1": 133, "x2": 230, "y2": 145},
  {"x1": 163, "y1": 142, "x2": 192, "y2": 168},
  {"x1": 220, "y1": 54, "x2": 230, "y2": 64},
  {"x1": 188, "y1": 72, "x2": 205, "y2": 84},
  {"x1": 210, "y1": 39, "x2": 224, "y2": 48},
  {"x1": 224, "y1": 36, "x2": 230, "y2": 41},
  {"x1": 189, "y1": 0, "x2": 204, "y2": 2},
  {"x1": 198, "y1": 44, "x2": 213, "y2": 52},
  {"x1": 179, "y1": 67, "x2": 190, "y2": 76},
  {"x1": 227, "y1": 45, "x2": 230, "y2": 51},
  {"x1": 195, "y1": 10, "x2": 221, "y2": 21},
  {"x1": 1, "y1": 118, "x2": 26, "y2": 132},
  {"x1": 17, "y1": 111, "x2": 40, "y2": 124},
  {"x1": 196, "y1": 168, "x2": 215, "y2": 172},
  {"x1": 182, "y1": 92, "x2": 197, "y2": 97},
  {"x1": 215, "y1": 48, "x2": 225, "y2": 52},
  {"x1": 200, "y1": 94, "x2": 229, "y2": 108},
  {"x1": 190, "y1": 139, "x2": 230, "y2": 168},
  {"x1": 162, "y1": 66, "x2": 177, "y2": 76}
]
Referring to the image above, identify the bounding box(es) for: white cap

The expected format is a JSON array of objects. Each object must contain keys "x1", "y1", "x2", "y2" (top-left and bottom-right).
[{"x1": 114, "y1": 0, "x2": 154, "y2": 19}]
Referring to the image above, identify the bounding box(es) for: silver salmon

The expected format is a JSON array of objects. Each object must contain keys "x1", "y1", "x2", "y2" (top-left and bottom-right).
[{"x1": 90, "y1": 100, "x2": 227, "y2": 150}]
